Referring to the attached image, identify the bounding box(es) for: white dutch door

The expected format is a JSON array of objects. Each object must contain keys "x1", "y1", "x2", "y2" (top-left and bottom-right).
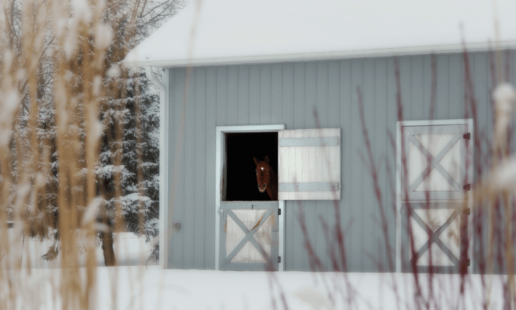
[
  {"x1": 398, "y1": 120, "x2": 473, "y2": 273},
  {"x1": 278, "y1": 128, "x2": 341, "y2": 200},
  {"x1": 216, "y1": 126, "x2": 342, "y2": 272}
]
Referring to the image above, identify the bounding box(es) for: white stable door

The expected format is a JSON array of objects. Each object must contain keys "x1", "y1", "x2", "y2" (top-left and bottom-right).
[{"x1": 397, "y1": 120, "x2": 473, "y2": 273}]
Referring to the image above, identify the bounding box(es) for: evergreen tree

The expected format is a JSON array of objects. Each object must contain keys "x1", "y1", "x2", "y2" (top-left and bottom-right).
[
  {"x1": 98, "y1": 66, "x2": 160, "y2": 263},
  {"x1": 2, "y1": 0, "x2": 183, "y2": 265}
]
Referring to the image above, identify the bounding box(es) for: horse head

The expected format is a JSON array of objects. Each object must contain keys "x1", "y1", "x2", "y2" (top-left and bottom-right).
[{"x1": 253, "y1": 156, "x2": 272, "y2": 194}]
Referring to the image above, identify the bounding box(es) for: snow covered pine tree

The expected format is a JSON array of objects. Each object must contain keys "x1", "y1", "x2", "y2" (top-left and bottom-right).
[
  {"x1": 98, "y1": 66, "x2": 160, "y2": 265},
  {"x1": 94, "y1": 0, "x2": 184, "y2": 265},
  {"x1": 2, "y1": 0, "x2": 183, "y2": 266}
]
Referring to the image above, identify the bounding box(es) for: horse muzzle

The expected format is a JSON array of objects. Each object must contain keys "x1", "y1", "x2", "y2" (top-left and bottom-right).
[{"x1": 258, "y1": 184, "x2": 267, "y2": 193}]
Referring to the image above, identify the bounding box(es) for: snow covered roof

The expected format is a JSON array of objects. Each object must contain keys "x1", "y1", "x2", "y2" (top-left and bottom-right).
[{"x1": 124, "y1": 0, "x2": 516, "y2": 67}]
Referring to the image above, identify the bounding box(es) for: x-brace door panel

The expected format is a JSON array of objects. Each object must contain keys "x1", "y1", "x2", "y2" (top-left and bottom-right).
[
  {"x1": 219, "y1": 201, "x2": 279, "y2": 271},
  {"x1": 402, "y1": 124, "x2": 471, "y2": 200},
  {"x1": 401, "y1": 202, "x2": 469, "y2": 273}
]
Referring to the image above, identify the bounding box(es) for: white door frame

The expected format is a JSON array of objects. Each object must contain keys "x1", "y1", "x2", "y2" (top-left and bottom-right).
[
  {"x1": 215, "y1": 124, "x2": 286, "y2": 271},
  {"x1": 395, "y1": 119, "x2": 474, "y2": 273}
]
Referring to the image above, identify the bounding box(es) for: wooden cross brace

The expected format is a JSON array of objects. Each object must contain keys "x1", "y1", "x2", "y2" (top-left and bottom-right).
[
  {"x1": 409, "y1": 208, "x2": 461, "y2": 266},
  {"x1": 225, "y1": 209, "x2": 273, "y2": 263},
  {"x1": 408, "y1": 134, "x2": 461, "y2": 192}
]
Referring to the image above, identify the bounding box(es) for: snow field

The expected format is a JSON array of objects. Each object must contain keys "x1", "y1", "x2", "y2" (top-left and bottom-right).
[
  {"x1": 6, "y1": 232, "x2": 156, "y2": 269},
  {"x1": 6, "y1": 265, "x2": 510, "y2": 309},
  {"x1": 97, "y1": 268, "x2": 508, "y2": 310}
]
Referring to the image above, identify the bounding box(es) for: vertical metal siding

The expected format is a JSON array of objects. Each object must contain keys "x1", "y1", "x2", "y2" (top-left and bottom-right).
[
  {"x1": 385, "y1": 58, "x2": 398, "y2": 270},
  {"x1": 315, "y1": 62, "x2": 327, "y2": 268},
  {"x1": 339, "y1": 60, "x2": 353, "y2": 271},
  {"x1": 204, "y1": 67, "x2": 217, "y2": 269},
  {"x1": 167, "y1": 51, "x2": 514, "y2": 272},
  {"x1": 184, "y1": 67, "x2": 196, "y2": 269},
  {"x1": 194, "y1": 68, "x2": 206, "y2": 268},
  {"x1": 170, "y1": 68, "x2": 183, "y2": 268},
  {"x1": 362, "y1": 58, "x2": 376, "y2": 271},
  {"x1": 350, "y1": 59, "x2": 363, "y2": 270},
  {"x1": 328, "y1": 60, "x2": 341, "y2": 269},
  {"x1": 304, "y1": 62, "x2": 318, "y2": 270},
  {"x1": 374, "y1": 58, "x2": 388, "y2": 270}
]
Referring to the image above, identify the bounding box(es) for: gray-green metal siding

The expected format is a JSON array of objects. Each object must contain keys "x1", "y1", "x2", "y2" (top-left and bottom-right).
[{"x1": 166, "y1": 51, "x2": 516, "y2": 272}]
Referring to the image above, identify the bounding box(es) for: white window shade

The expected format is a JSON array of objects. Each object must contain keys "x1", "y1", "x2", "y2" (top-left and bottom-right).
[{"x1": 278, "y1": 128, "x2": 341, "y2": 200}]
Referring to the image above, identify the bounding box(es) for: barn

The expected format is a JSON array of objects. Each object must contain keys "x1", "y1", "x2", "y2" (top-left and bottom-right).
[{"x1": 124, "y1": 0, "x2": 516, "y2": 273}]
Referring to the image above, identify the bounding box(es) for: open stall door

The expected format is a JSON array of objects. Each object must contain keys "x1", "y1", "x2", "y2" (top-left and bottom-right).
[
  {"x1": 216, "y1": 126, "x2": 341, "y2": 271},
  {"x1": 397, "y1": 120, "x2": 473, "y2": 273},
  {"x1": 278, "y1": 128, "x2": 341, "y2": 200},
  {"x1": 215, "y1": 125, "x2": 284, "y2": 272}
]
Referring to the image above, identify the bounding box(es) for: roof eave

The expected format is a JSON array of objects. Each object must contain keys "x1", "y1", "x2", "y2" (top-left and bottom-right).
[{"x1": 124, "y1": 41, "x2": 516, "y2": 68}]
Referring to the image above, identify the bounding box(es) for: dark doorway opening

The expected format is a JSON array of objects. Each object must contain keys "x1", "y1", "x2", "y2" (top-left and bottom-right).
[{"x1": 225, "y1": 132, "x2": 278, "y2": 201}]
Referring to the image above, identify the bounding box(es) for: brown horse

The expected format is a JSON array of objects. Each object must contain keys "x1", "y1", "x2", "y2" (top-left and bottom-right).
[{"x1": 253, "y1": 156, "x2": 278, "y2": 200}]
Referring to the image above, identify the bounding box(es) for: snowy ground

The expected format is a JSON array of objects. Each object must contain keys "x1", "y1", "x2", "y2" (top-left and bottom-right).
[
  {"x1": 14, "y1": 267, "x2": 508, "y2": 310},
  {"x1": 95, "y1": 268, "x2": 508, "y2": 310},
  {"x1": 10, "y1": 232, "x2": 156, "y2": 268},
  {"x1": 5, "y1": 233, "x2": 509, "y2": 309}
]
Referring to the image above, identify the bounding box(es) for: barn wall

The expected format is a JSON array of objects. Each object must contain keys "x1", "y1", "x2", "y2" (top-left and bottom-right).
[{"x1": 166, "y1": 51, "x2": 516, "y2": 272}]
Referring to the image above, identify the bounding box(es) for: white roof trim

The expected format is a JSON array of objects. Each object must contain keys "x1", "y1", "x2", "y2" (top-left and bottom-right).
[
  {"x1": 126, "y1": 41, "x2": 516, "y2": 68},
  {"x1": 125, "y1": 0, "x2": 516, "y2": 67}
]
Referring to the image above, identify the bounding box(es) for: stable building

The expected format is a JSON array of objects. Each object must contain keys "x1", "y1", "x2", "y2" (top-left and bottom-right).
[{"x1": 124, "y1": 0, "x2": 516, "y2": 273}]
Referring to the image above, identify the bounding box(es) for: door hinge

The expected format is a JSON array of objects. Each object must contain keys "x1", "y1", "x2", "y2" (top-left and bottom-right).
[
  {"x1": 463, "y1": 133, "x2": 471, "y2": 140},
  {"x1": 278, "y1": 256, "x2": 281, "y2": 263},
  {"x1": 463, "y1": 184, "x2": 471, "y2": 191},
  {"x1": 278, "y1": 209, "x2": 282, "y2": 215},
  {"x1": 463, "y1": 208, "x2": 471, "y2": 216}
]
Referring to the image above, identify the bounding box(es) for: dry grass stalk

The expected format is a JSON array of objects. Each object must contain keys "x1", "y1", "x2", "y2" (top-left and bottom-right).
[{"x1": 0, "y1": 0, "x2": 149, "y2": 308}]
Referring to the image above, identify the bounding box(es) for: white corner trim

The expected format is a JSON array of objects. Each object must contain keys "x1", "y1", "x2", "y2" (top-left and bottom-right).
[
  {"x1": 153, "y1": 67, "x2": 169, "y2": 269},
  {"x1": 215, "y1": 124, "x2": 286, "y2": 271},
  {"x1": 146, "y1": 67, "x2": 166, "y2": 89}
]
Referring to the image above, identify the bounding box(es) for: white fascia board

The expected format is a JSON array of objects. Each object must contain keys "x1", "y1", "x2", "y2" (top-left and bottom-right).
[{"x1": 125, "y1": 41, "x2": 516, "y2": 68}]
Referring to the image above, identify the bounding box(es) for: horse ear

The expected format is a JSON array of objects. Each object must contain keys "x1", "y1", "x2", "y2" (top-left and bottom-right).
[
  {"x1": 253, "y1": 157, "x2": 259, "y2": 165},
  {"x1": 264, "y1": 156, "x2": 269, "y2": 164}
]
